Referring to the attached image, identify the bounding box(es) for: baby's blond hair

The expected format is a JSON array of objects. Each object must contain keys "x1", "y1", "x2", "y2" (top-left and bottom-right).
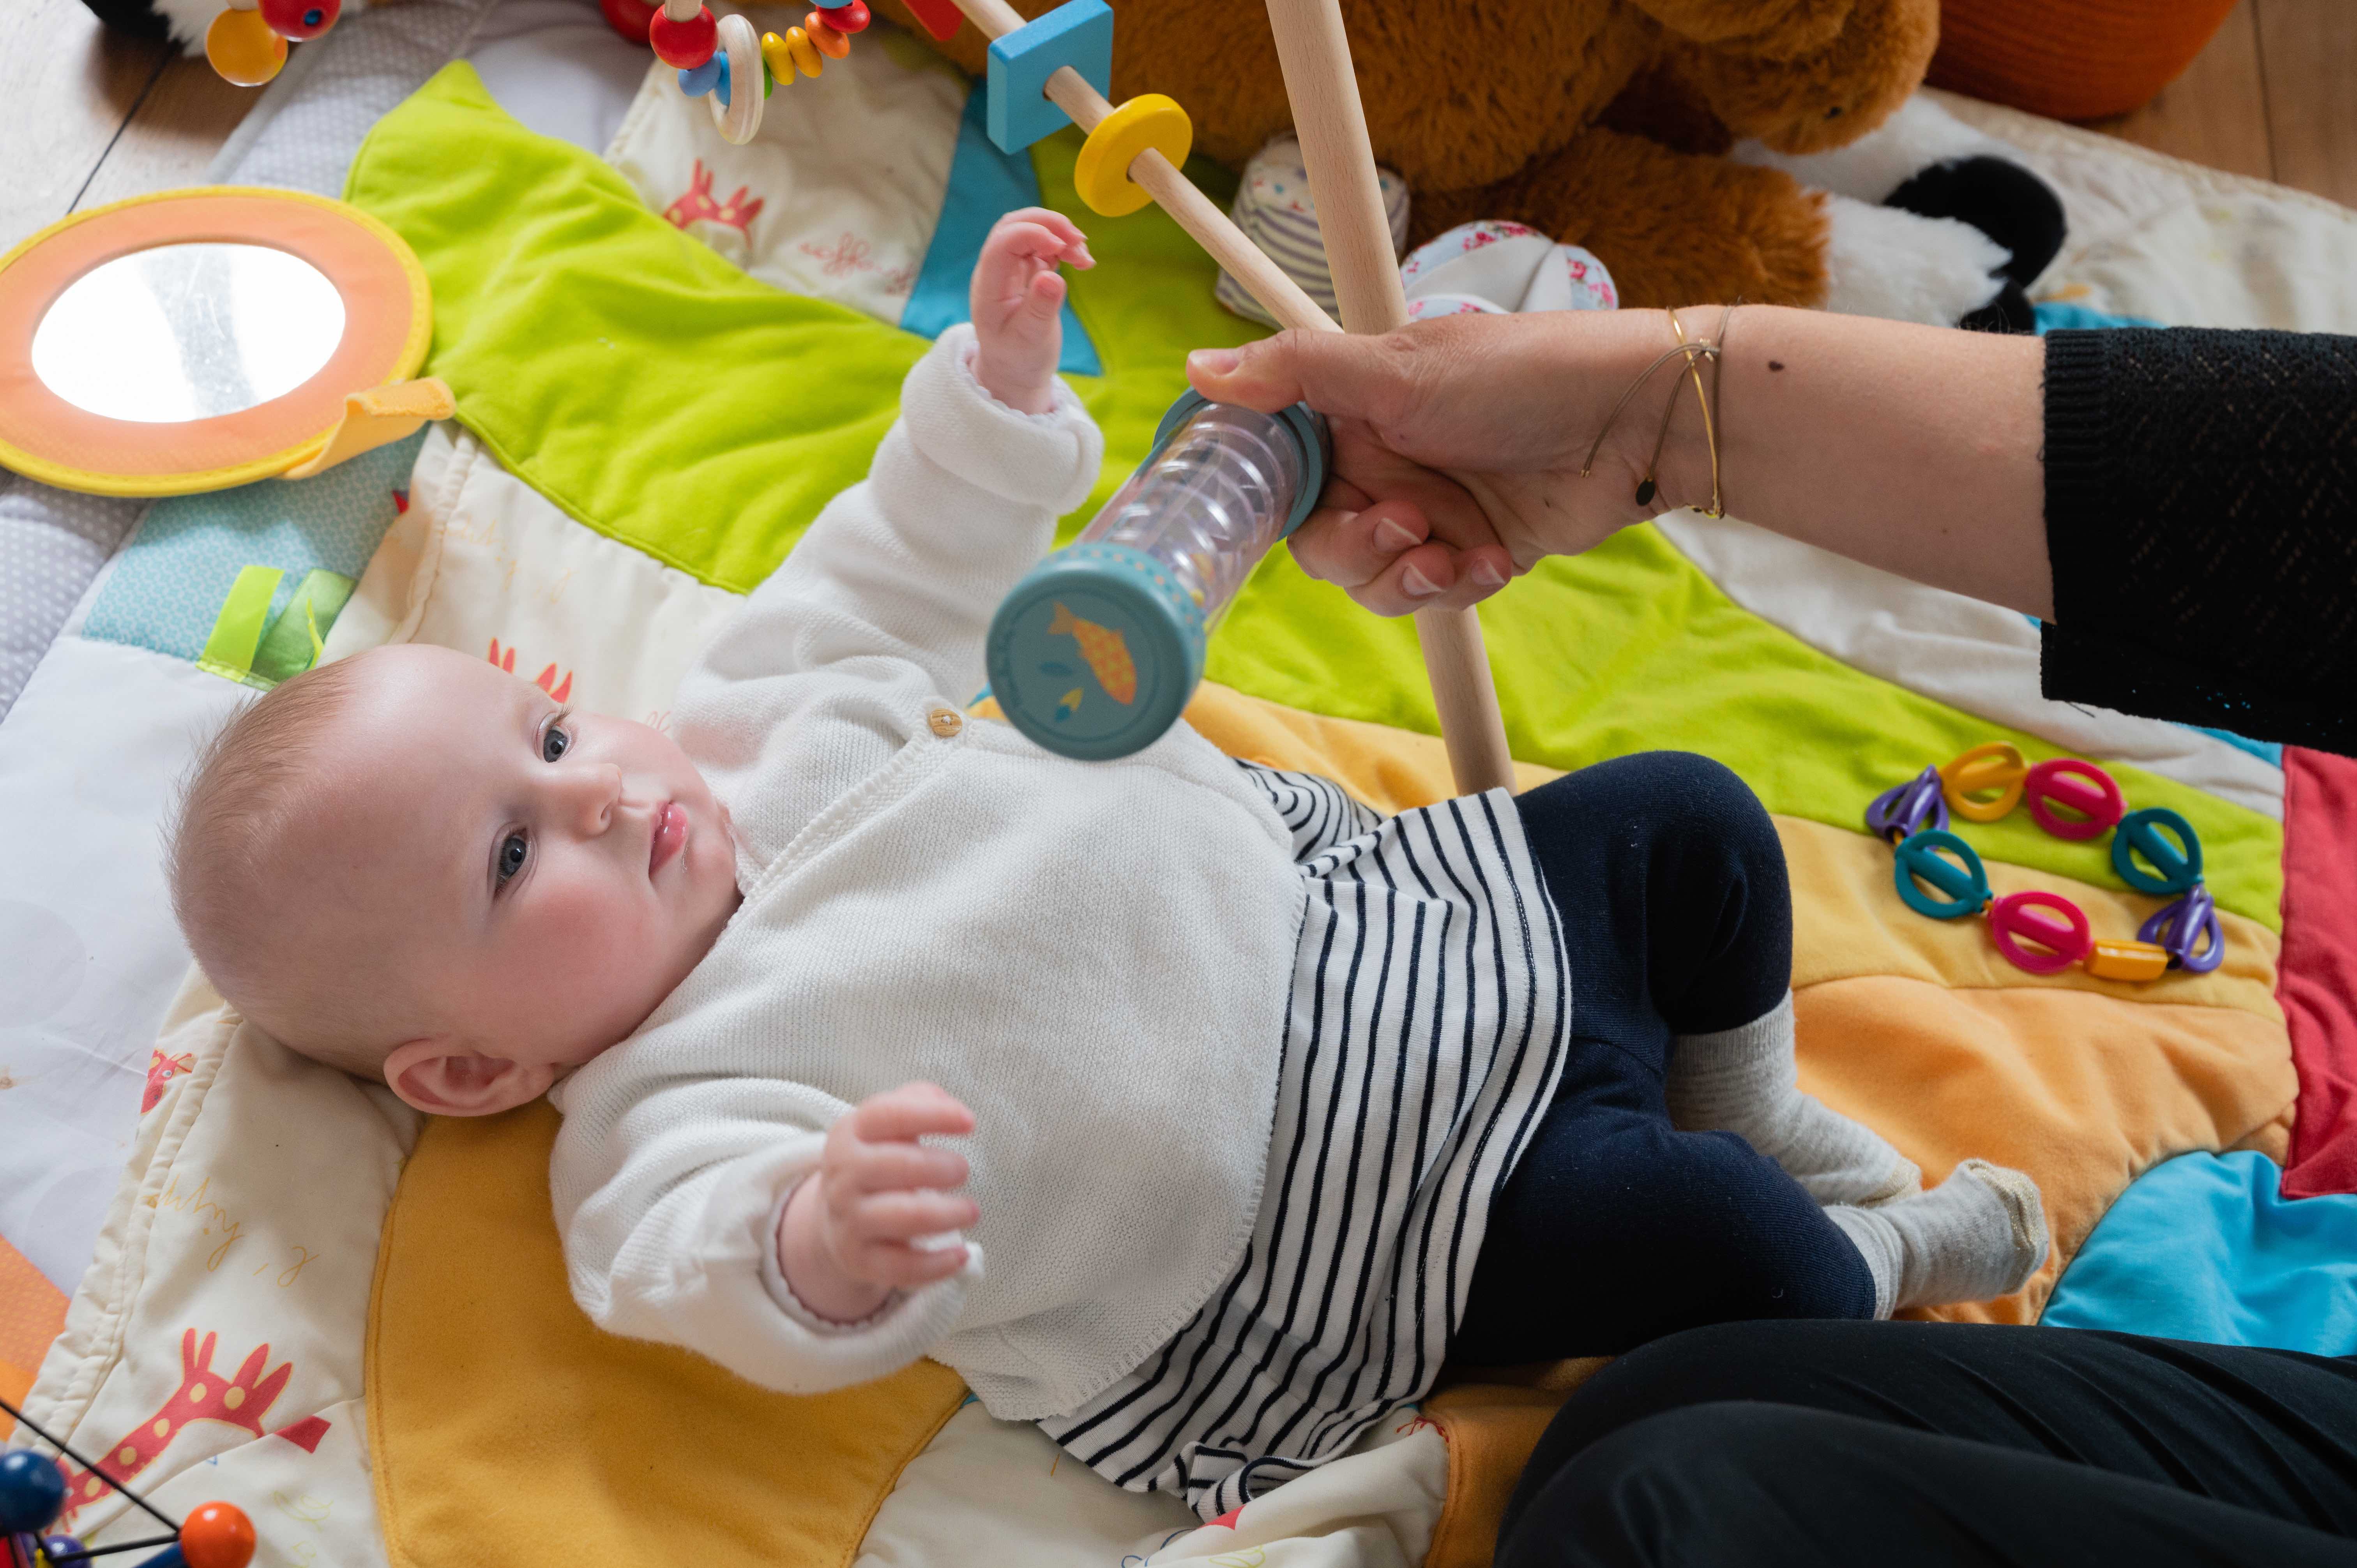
[{"x1": 167, "y1": 655, "x2": 393, "y2": 1080}]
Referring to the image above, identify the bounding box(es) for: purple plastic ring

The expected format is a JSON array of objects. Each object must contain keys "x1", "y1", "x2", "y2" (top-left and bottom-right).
[
  {"x1": 2138, "y1": 884, "x2": 2224, "y2": 975},
  {"x1": 1868, "y1": 765, "x2": 1950, "y2": 843}
]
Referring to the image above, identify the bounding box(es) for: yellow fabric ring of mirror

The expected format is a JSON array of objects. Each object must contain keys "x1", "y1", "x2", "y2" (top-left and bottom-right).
[{"x1": 1074, "y1": 95, "x2": 1193, "y2": 218}]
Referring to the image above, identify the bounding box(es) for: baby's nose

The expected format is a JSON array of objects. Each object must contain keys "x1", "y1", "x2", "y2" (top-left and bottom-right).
[{"x1": 565, "y1": 763, "x2": 625, "y2": 829}]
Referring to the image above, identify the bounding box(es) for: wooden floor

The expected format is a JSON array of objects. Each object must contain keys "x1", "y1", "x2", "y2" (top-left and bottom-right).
[{"x1": 0, "y1": 0, "x2": 2354, "y2": 259}]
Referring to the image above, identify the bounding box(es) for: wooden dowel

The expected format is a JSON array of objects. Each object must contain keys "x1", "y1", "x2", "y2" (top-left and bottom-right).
[
  {"x1": 1262, "y1": 0, "x2": 1515, "y2": 796},
  {"x1": 945, "y1": 0, "x2": 1512, "y2": 795}
]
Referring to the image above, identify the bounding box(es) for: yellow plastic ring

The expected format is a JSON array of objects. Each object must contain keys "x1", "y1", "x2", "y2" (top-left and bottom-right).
[
  {"x1": 1939, "y1": 742, "x2": 2029, "y2": 822},
  {"x1": 1074, "y1": 94, "x2": 1193, "y2": 218}
]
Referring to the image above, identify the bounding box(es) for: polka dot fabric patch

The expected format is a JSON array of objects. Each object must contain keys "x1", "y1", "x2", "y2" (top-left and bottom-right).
[{"x1": 81, "y1": 429, "x2": 428, "y2": 667}]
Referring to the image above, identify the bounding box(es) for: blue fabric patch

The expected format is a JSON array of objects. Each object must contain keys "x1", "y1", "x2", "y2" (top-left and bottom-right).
[
  {"x1": 2032, "y1": 301, "x2": 2165, "y2": 334},
  {"x1": 83, "y1": 430, "x2": 426, "y2": 665},
  {"x1": 2043, "y1": 1151, "x2": 2357, "y2": 1354},
  {"x1": 903, "y1": 85, "x2": 1101, "y2": 378},
  {"x1": 2185, "y1": 724, "x2": 2284, "y2": 767}
]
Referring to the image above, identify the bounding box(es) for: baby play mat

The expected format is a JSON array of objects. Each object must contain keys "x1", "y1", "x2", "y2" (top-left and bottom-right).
[{"x1": 6, "y1": 3, "x2": 2357, "y2": 1565}]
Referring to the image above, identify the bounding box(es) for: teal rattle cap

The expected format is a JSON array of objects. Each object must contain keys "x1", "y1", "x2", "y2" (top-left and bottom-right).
[{"x1": 986, "y1": 390, "x2": 1329, "y2": 761}]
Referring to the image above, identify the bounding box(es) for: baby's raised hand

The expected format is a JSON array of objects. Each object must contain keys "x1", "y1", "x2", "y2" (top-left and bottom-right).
[
  {"x1": 777, "y1": 1081, "x2": 978, "y2": 1323},
  {"x1": 969, "y1": 207, "x2": 1093, "y2": 417}
]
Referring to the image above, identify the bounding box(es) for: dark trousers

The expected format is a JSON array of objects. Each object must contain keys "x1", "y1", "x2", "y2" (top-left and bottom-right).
[
  {"x1": 1499, "y1": 1319, "x2": 2357, "y2": 1566},
  {"x1": 1453, "y1": 753, "x2": 1875, "y2": 1365}
]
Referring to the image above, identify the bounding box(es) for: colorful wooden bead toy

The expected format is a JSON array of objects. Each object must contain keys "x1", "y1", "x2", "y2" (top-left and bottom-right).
[
  {"x1": 1073, "y1": 94, "x2": 1192, "y2": 216},
  {"x1": 985, "y1": 0, "x2": 1115, "y2": 154},
  {"x1": 201, "y1": 0, "x2": 346, "y2": 85},
  {"x1": 255, "y1": 0, "x2": 338, "y2": 42},
  {"x1": 1872, "y1": 743, "x2": 2221, "y2": 980},
  {"x1": 203, "y1": 6, "x2": 288, "y2": 87},
  {"x1": 2, "y1": 1395, "x2": 256, "y2": 1568},
  {"x1": 648, "y1": 0, "x2": 719, "y2": 68}
]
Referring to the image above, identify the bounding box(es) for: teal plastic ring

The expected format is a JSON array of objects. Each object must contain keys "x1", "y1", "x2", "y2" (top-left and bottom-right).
[
  {"x1": 2111, "y1": 807, "x2": 2203, "y2": 896},
  {"x1": 1894, "y1": 828, "x2": 1991, "y2": 919},
  {"x1": 1150, "y1": 390, "x2": 1331, "y2": 538}
]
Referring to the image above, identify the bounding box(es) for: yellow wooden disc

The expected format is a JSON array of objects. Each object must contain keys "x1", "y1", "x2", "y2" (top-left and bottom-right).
[
  {"x1": 205, "y1": 6, "x2": 287, "y2": 86},
  {"x1": 1074, "y1": 94, "x2": 1193, "y2": 217},
  {"x1": 760, "y1": 30, "x2": 795, "y2": 82}
]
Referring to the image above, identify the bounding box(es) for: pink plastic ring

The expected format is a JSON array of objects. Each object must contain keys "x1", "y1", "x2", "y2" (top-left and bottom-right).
[
  {"x1": 1989, "y1": 890, "x2": 2094, "y2": 975},
  {"x1": 2023, "y1": 758, "x2": 2126, "y2": 841}
]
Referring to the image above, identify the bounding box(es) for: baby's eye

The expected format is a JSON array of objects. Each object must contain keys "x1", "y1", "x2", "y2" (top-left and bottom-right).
[
  {"x1": 497, "y1": 832, "x2": 529, "y2": 885},
  {"x1": 542, "y1": 723, "x2": 570, "y2": 763}
]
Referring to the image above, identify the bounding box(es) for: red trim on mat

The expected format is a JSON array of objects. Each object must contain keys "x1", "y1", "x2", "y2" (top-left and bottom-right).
[{"x1": 2281, "y1": 746, "x2": 2357, "y2": 1197}]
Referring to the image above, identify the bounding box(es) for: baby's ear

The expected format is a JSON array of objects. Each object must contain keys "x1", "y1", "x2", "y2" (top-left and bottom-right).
[{"x1": 384, "y1": 1041, "x2": 555, "y2": 1117}]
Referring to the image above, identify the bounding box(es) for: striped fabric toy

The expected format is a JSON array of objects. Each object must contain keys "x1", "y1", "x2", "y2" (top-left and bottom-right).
[{"x1": 1214, "y1": 133, "x2": 1409, "y2": 326}]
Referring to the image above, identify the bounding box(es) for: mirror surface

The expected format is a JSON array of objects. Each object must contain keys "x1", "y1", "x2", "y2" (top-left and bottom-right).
[{"x1": 30, "y1": 243, "x2": 346, "y2": 424}]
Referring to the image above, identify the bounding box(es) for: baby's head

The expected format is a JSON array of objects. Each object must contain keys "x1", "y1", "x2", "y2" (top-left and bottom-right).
[{"x1": 169, "y1": 644, "x2": 740, "y2": 1115}]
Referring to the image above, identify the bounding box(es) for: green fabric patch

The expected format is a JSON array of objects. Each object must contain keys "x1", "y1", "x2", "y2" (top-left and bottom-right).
[
  {"x1": 345, "y1": 63, "x2": 2281, "y2": 931},
  {"x1": 346, "y1": 64, "x2": 923, "y2": 596}
]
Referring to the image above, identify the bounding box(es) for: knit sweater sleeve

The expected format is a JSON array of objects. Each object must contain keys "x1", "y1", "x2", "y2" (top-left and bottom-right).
[
  {"x1": 2041, "y1": 327, "x2": 2357, "y2": 753},
  {"x1": 671, "y1": 325, "x2": 1105, "y2": 866}
]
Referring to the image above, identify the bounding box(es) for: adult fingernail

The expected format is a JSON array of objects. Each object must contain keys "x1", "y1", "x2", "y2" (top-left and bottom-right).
[
  {"x1": 1402, "y1": 564, "x2": 1442, "y2": 598},
  {"x1": 1470, "y1": 560, "x2": 1507, "y2": 590},
  {"x1": 1188, "y1": 348, "x2": 1240, "y2": 376},
  {"x1": 1374, "y1": 518, "x2": 1419, "y2": 552}
]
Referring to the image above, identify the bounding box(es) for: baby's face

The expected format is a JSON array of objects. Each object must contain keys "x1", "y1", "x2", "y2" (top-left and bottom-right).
[{"x1": 297, "y1": 645, "x2": 739, "y2": 1082}]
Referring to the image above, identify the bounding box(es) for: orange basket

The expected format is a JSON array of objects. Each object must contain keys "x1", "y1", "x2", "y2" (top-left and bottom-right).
[{"x1": 1926, "y1": 0, "x2": 2240, "y2": 122}]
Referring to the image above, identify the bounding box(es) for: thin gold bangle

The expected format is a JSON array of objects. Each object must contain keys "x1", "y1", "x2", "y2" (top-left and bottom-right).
[{"x1": 1581, "y1": 304, "x2": 1735, "y2": 518}]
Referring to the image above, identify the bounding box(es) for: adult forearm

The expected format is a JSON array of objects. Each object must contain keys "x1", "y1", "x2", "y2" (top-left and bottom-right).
[{"x1": 1642, "y1": 307, "x2": 2052, "y2": 618}]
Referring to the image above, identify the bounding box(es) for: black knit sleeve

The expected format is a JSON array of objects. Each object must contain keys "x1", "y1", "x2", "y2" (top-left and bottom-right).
[{"x1": 2040, "y1": 327, "x2": 2357, "y2": 754}]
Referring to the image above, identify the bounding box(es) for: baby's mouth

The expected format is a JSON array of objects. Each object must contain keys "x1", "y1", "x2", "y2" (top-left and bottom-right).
[{"x1": 649, "y1": 802, "x2": 687, "y2": 878}]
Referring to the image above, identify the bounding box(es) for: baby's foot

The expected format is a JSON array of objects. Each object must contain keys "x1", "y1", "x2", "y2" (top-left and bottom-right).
[
  {"x1": 1826, "y1": 1159, "x2": 2050, "y2": 1318},
  {"x1": 1668, "y1": 993, "x2": 1922, "y2": 1207}
]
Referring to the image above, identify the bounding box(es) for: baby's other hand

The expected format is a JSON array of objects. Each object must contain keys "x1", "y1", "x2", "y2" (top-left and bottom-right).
[
  {"x1": 970, "y1": 207, "x2": 1092, "y2": 417},
  {"x1": 777, "y1": 1081, "x2": 977, "y2": 1323}
]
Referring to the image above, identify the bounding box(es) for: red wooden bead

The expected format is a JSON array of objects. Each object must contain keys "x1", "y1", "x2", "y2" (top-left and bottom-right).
[
  {"x1": 816, "y1": 0, "x2": 869, "y2": 32},
  {"x1": 648, "y1": 4, "x2": 717, "y2": 67},
  {"x1": 600, "y1": 0, "x2": 657, "y2": 44},
  {"x1": 257, "y1": 0, "x2": 337, "y2": 39},
  {"x1": 179, "y1": 1502, "x2": 257, "y2": 1568}
]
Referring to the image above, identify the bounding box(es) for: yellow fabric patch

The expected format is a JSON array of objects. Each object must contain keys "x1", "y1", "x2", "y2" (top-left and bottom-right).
[
  {"x1": 1794, "y1": 977, "x2": 2298, "y2": 1327},
  {"x1": 369, "y1": 1105, "x2": 967, "y2": 1568}
]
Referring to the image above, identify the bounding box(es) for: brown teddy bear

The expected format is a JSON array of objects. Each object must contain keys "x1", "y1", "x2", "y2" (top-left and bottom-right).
[{"x1": 877, "y1": 0, "x2": 2032, "y2": 317}]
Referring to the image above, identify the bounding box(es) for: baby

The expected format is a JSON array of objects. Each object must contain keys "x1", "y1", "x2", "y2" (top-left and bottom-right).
[{"x1": 170, "y1": 210, "x2": 2047, "y2": 1519}]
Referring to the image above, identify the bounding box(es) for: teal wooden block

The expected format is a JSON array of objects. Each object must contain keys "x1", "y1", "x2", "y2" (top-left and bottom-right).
[{"x1": 985, "y1": 0, "x2": 1112, "y2": 154}]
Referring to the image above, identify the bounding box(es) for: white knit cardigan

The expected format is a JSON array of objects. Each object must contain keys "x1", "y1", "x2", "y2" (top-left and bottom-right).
[{"x1": 550, "y1": 328, "x2": 1309, "y2": 1420}]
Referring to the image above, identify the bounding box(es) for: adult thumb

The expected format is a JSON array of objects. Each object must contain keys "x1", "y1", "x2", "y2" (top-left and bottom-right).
[{"x1": 1186, "y1": 330, "x2": 1412, "y2": 423}]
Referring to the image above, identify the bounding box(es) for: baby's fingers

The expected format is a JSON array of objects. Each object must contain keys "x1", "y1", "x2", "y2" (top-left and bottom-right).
[
  {"x1": 850, "y1": 1081, "x2": 975, "y2": 1144},
  {"x1": 845, "y1": 1190, "x2": 980, "y2": 1243},
  {"x1": 837, "y1": 1140, "x2": 970, "y2": 1196},
  {"x1": 851, "y1": 1239, "x2": 973, "y2": 1289},
  {"x1": 995, "y1": 207, "x2": 1094, "y2": 266}
]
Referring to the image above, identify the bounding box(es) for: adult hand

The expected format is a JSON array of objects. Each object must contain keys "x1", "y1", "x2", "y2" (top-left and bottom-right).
[{"x1": 1186, "y1": 311, "x2": 1677, "y2": 614}]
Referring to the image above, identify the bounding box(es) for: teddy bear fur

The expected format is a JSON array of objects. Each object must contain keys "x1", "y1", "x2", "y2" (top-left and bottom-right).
[{"x1": 877, "y1": 0, "x2": 1939, "y2": 310}]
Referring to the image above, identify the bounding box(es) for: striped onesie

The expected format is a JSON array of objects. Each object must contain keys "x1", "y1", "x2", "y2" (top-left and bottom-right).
[{"x1": 1042, "y1": 765, "x2": 1570, "y2": 1519}]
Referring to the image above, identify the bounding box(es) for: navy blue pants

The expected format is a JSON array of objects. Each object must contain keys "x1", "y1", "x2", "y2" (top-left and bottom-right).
[{"x1": 1452, "y1": 753, "x2": 1875, "y2": 1364}]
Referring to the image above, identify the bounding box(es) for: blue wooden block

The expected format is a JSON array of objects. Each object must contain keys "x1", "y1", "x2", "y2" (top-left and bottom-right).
[{"x1": 985, "y1": 0, "x2": 1113, "y2": 154}]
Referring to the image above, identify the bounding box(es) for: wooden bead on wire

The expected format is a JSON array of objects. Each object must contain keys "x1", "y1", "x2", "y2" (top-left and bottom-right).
[{"x1": 805, "y1": 12, "x2": 850, "y2": 56}]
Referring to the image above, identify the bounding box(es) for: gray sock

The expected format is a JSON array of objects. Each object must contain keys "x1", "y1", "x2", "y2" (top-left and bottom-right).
[
  {"x1": 1827, "y1": 1159, "x2": 2050, "y2": 1318},
  {"x1": 1668, "y1": 992, "x2": 1922, "y2": 1206}
]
